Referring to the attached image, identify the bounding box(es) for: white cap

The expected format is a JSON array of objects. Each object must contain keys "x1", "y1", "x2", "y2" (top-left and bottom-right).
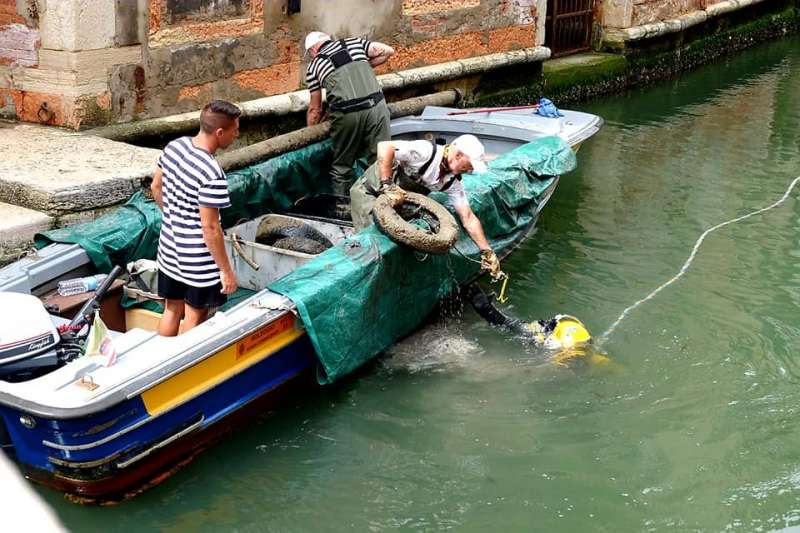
[
  {"x1": 451, "y1": 134, "x2": 488, "y2": 173},
  {"x1": 304, "y1": 31, "x2": 330, "y2": 55}
]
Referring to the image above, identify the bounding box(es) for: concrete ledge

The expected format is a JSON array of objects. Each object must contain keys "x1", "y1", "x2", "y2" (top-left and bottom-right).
[
  {"x1": 602, "y1": 0, "x2": 768, "y2": 43},
  {"x1": 0, "y1": 121, "x2": 160, "y2": 215},
  {"x1": 0, "y1": 202, "x2": 53, "y2": 265},
  {"x1": 88, "y1": 46, "x2": 551, "y2": 143}
]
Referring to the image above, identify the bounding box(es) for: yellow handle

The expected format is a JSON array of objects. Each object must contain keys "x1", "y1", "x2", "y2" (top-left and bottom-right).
[{"x1": 495, "y1": 273, "x2": 509, "y2": 303}]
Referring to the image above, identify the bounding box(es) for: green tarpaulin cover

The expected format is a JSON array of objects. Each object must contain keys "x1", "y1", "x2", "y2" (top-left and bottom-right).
[
  {"x1": 34, "y1": 135, "x2": 575, "y2": 385},
  {"x1": 35, "y1": 193, "x2": 162, "y2": 273}
]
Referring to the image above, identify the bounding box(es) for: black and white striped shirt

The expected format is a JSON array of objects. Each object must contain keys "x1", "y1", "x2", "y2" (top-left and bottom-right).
[
  {"x1": 156, "y1": 137, "x2": 231, "y2": 288},
  {"x1": 305, "y1": 37, "x2": 372, "y2": 93}
]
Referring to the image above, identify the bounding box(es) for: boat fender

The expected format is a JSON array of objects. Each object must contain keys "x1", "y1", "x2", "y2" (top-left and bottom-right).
[
  {"x1": 255, "y1": 216, "x2": 333, "y2": 253},
  {"x1": 372, "y1": 192, "x2": 459, "y2": 255}
]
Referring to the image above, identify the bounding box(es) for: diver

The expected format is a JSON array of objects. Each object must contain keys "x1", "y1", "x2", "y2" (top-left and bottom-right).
[{"x1": 463, "y1": 283, "x2": 610, "y2": 366}]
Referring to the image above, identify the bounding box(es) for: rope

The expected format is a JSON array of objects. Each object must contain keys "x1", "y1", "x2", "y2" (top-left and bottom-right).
[
  {"x1": 452, "y1": 243, "x2": 482, "y2": 265},
  {"x1": 599, "y1": 176, "x2": 800, "y2": 343}
]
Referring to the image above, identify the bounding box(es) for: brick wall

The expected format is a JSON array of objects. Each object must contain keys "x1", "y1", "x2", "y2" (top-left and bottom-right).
[
  {"x1": 142, "y1": 0, "x2": 540, "y2": 118},
  {"x1": 1, "y1": 0, "x2": 542, "y2": 127},
  {"x1": 0, "y1": 0, "x2": 38, "y2": 67}
]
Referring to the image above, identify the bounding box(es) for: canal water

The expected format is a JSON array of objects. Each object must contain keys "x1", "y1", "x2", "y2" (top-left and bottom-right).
[{"x1": 48, "y1": 35, "x2": 800, "y2": 531}]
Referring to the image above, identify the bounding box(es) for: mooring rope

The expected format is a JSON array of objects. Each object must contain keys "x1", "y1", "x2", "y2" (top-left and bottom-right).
[{"x1": 599, "y1": 175, "x2": 800, "y2": 343}]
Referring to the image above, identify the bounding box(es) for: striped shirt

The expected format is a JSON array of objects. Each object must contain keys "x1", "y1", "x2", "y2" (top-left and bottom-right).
[
  {"x1": 305, "y1": 37, "x2": 372, "y2": 93},
  {"x1": 156, "y1": 137, "x2": 231, "y2": 288}
]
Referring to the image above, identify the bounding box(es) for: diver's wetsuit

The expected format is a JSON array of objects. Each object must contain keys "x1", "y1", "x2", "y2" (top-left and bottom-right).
[{"x1": 464, "y1": 283, "x2": 555, "y2": 341}]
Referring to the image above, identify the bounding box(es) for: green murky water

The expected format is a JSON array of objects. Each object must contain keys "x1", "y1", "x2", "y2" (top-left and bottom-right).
[{"x1": 48, "y1": 36, "x2": 800, "y2": 531}]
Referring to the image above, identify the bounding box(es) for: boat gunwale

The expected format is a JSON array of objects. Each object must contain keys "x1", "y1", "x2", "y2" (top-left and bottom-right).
[{"x1": 0, "y1": 297, "x2": 296, "y2": 419}]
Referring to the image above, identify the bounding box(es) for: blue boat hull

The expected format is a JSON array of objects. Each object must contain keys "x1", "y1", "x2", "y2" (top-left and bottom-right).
[{"x1": 0, "y1": 332, "x2": 317, "y2": 501}]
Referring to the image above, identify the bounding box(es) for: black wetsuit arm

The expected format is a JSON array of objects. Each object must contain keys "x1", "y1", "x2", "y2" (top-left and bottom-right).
[{"x1": 465, "y1": 283, "x2": 531, "y2": 337}]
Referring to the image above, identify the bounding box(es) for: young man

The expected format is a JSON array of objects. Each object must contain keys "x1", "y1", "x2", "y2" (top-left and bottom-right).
[
  {"x1": 349, "y1": 134, "x2": 503, "y2": 278},
  {"x1": 150, "y1": 100, "x2": 240, "y2": 336},
  {"x1": 304, "y1": 31, "x2": 395, "y2": 197}
]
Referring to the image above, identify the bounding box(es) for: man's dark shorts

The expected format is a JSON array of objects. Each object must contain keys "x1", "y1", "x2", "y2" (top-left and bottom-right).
[{"x1": 157, "y1": 271, "x2": 227, "y2": 310}]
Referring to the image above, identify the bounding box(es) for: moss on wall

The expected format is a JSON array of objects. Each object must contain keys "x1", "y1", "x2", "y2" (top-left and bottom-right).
[{"x1": 475, "y1": 1, "x2": 799, "y2": 107}]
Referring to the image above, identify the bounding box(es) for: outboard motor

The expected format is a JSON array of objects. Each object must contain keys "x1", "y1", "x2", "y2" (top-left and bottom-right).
[
  {"x1": 0, "y1": 292, "x2": 61, "y2": 376},
  {"x1": 0, "y1": 265, "x2": 124, "y2": 381}
]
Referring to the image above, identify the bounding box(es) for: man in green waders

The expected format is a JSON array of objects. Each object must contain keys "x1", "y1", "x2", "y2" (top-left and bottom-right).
[
  {"x1": 304, "y1": 31, "x2": 395, "y2": 199},
  {"x1": 350, "y1": 135, "x2": 503, "y2": 278}
]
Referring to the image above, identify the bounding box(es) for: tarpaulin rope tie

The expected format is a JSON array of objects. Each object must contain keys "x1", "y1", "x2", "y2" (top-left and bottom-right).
[{"x1": 600, "y1": 175, "x2": 800, "y2": 344}]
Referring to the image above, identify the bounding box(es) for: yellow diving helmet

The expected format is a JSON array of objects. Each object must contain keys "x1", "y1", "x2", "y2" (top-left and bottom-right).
[{"x1": 544, "y1": 315, "x2": 591, "y2": 350}]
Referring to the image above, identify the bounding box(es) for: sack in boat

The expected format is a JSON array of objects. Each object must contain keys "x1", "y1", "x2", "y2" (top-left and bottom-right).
[
  {"x1": 85, "y1": 315, "x2": 118, "y2": 367},
  {"x1": 124, "y1": 259, "x2": 161, "y2": 302}
]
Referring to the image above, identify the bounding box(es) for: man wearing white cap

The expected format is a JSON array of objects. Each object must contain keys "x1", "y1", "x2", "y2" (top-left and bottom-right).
[
  {"x1": 350, "y1": 134, "x2": 503, "y2": 277},
  {"x1": 304, "y1": 31, "x2": 395, "y2": 198}
]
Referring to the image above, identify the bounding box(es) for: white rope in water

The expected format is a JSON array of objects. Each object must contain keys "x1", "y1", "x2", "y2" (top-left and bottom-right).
[{"x1": 599, "y1": 176, "x2": 800, "y2": 343}]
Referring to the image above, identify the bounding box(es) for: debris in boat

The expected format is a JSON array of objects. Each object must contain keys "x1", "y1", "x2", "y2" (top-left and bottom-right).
[{"x1": 255, "y1": 215, "x2": 334, "y2": 254}]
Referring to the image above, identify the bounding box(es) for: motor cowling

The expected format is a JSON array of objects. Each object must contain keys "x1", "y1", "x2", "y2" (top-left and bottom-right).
[{"x1": 0, "y1": 292, "x2": 60, "y2": 368}]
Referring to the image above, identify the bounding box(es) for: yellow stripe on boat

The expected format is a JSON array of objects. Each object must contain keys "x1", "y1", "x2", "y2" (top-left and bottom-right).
[{"x1": 142, "y1": 315, "x2": 303, "y2": 416}]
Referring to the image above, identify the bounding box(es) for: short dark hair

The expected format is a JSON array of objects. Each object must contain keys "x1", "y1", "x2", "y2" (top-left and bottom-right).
[{"x1": 200, "y1": 100, "x2": 242, "y2": 133}]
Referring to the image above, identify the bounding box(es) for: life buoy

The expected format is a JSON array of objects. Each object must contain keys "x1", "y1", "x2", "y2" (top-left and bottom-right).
[
  {"x1": 372, "y1": 192, "x2": 459, "y2": 255},
  {"x1": 255, "y1": 216, "x2": 333, "y2": 255}
]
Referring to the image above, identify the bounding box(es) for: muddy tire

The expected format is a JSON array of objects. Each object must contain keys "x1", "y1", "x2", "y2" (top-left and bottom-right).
[
  {"x1": 255, "y1": 216, "x2": 333, "y2": 253},
  {"x1": 271, "y1": 236, "x2": 329, "y2": 255},
  {"x1": 372, "y1": 192, "x2": 459, "y2": 255}
]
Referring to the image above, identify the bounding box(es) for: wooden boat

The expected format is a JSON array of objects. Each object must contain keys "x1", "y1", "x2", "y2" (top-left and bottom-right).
[{"x1": 0, "y1": 105, "x2": 602, "y2": 501}]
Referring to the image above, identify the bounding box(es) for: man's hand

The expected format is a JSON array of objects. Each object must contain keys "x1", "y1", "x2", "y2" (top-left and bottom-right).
[
  {"x1": 220, "y1": 268, "x2": 238, "y2": 295},
  {"x1": 380, "y1": 183, "x2": 406, "y2": 207},
  {"x1": 480, "y1": 249, "x2": 504, "y2": 280}
]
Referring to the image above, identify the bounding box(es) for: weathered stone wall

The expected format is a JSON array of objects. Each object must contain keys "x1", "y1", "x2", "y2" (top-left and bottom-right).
[
  {"x1": 631, "y1": 0, "x2": 701, "y2": 26},
  {"x1": 0, "y1": 0, "x2": 146, "y2": 128},
  {"x1": 597, "y1": 0, "x2": 704, "y2": 28},
  {"x1": 0, "y1": 0, "x2": 542, "y2": 128}
]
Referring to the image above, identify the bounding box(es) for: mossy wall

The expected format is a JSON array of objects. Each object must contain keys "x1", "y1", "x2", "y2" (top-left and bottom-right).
[{"x1": 476, "y1": 0, "x2": 799, "y2": 107}]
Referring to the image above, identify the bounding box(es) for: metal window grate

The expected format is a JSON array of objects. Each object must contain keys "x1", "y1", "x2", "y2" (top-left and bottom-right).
[{"x1": 545, "y1": 0, "x2": 594, "y2": 57}]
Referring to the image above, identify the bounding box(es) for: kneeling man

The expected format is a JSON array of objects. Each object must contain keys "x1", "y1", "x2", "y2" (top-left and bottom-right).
[{"x1": 350, "y1": 134, "x2": 502, "y2": 277}]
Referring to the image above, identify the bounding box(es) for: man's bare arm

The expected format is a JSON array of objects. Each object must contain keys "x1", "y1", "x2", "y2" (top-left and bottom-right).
[
  {"x1": 151, "y1": 167, "x2": 164, "y2": 210},
  {"x1": 454, "y1": 204, "x2": 491, "y2": 251},
  {"x1": 376, "y1": 141, "x2": 396, "y2": 184},
  {"x1": 199, "y1": 206, "x2": 237, "y2": 294},
  {"x1": 307, "y1": 89, "x2": 323, "y2": 126},
  {"x1": 367, "y1": 41, "x2": 395, "y2": 67}
]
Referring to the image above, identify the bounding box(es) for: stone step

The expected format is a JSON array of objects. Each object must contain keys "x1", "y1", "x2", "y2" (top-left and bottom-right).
[
  {"x1": 0, "y1": 201, "x2": 54, "y2": 265},
  {"x1": 0, "y1": 120, "x2": 161, "y2": 216}
]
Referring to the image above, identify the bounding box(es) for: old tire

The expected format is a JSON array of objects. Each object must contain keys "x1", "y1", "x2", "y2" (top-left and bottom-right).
[
  {"x1": 372, "y1": 192, "x2": 459, "y2": 255},
  {"x1": 256, "y1": 216, "x2": 333, "y2": 253}
]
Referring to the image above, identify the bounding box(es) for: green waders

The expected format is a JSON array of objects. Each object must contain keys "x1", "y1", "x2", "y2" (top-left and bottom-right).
[{"x1": 321, "y1": 48, "x2": 390, "y2": 197}]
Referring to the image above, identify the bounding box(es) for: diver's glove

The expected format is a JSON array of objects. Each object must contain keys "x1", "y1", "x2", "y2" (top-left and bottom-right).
[
  {"x1": 480, "y1": 249, "x2": 504, "y2": 280},
  {"x1": 380, "y1": 183, "x2": 406, "y2": 207}
]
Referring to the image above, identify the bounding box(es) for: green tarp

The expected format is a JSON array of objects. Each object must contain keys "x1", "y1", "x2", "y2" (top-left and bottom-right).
[
  {"x1": 34, "y1": 135, "x2": 575, "y2": 385},
  {"x1": 35, "y1": 193, "x2": 162, "y2": 273},
  {"x1": 34, "y1": 141, "x2": 346, "y2": 268},
  {"x1": 270, "y1": 136, "x2": 576, "y2": 383}
]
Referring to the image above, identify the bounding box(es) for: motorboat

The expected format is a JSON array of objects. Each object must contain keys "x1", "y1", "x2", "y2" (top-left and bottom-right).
[{"x1": 0, "y1": 104, "x2": 602, "y2": 501}]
